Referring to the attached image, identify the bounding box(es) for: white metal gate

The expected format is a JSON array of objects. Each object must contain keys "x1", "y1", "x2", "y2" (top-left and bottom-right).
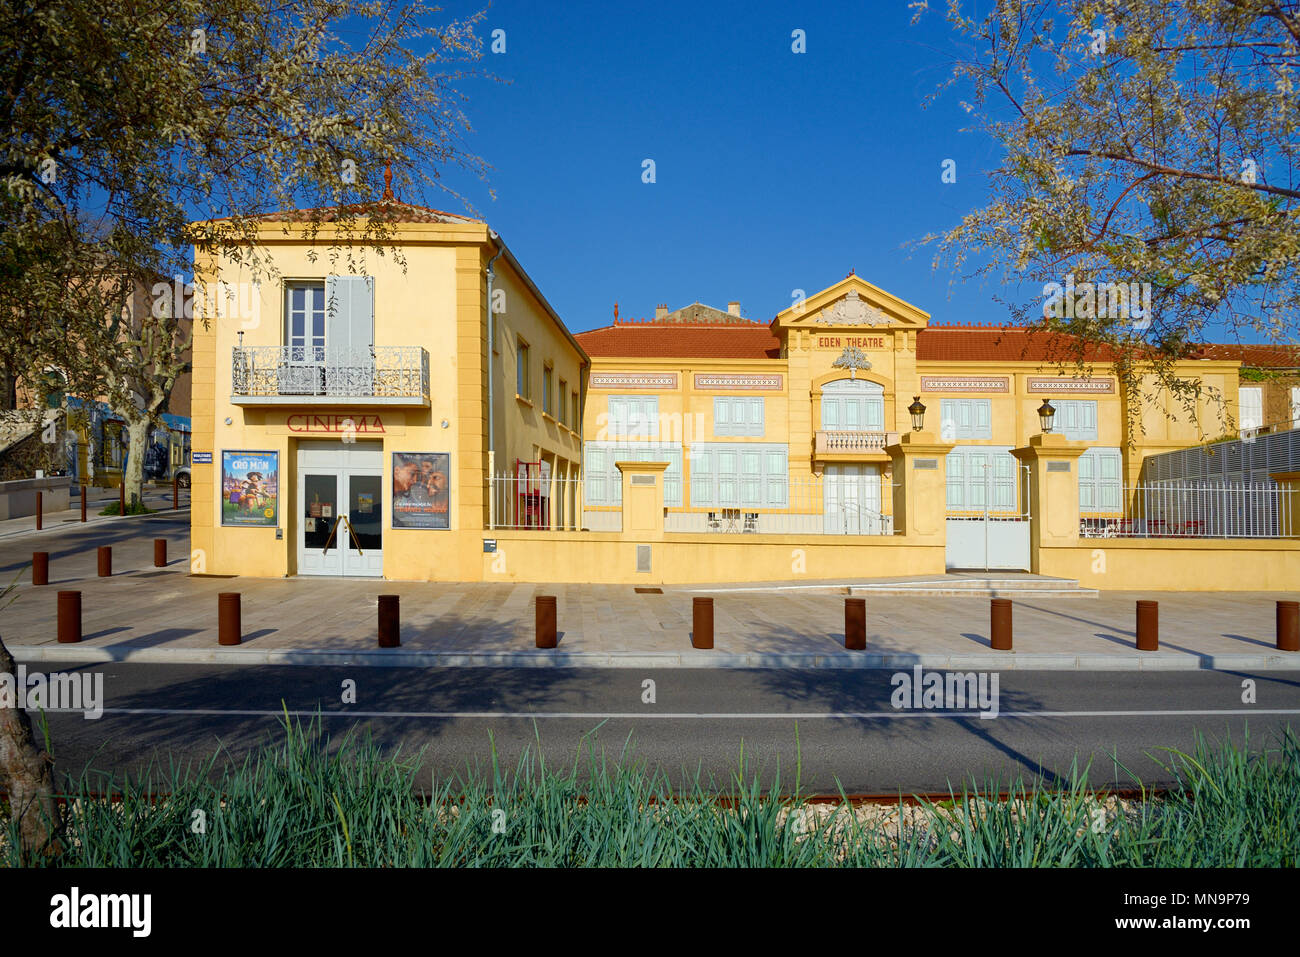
[{"x1": 944, "y1": 450, "x2": 1031, "y2": 570}]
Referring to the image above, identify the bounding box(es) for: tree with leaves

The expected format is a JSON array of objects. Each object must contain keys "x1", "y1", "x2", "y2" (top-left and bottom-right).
[{"x1": 915, "y1": 0, "x2": 1299, "y2": 425}]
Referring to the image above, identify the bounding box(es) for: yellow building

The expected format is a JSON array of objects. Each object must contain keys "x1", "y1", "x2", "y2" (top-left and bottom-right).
[{"x1": 189, "y1": 196, "x2": 587, "y2": 580}]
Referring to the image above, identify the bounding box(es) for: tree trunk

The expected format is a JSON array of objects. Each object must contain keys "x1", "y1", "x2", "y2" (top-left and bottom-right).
[
  {"x1": 123, "y1": 415, "x2": 150, "y2": 509},
  {"x1": 0, "y1": 634, "x2": 63, "y2": 860}
]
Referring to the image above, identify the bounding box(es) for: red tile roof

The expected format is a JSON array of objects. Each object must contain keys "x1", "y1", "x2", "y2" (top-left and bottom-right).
[
  {"x1": 916, "y1": 327, "x2": 1122, "y2": 362},
  {"x1": 574, "y1": 321, "x2": 781, "y2": 359},
  {"x1": 239, "y1": 200, "x2": 480, "y2": 225},
  {"x1": 1191, "y1": 343, "x2": 1300, "y2": 368}
]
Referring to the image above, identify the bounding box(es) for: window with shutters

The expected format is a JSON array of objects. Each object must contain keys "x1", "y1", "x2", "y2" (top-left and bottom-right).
[
  {"x1": 820, "y1": 379, "x2": 884, "y2": 432},
  {"x1": 689, "y1": 443, "x2": 789, "y2": 508},
  {"x1": 557, "y1": 378, "x2": 567, "y2": 424},
  {"x1": 542, "y1": 364, "x2": 553, "y2": 417},
  {"x1": 516, "y1": 339, "x2": 530, "y2": 399},
  {"x1": 607, "y1": 395, "x2": 659, "y2": 439},
  {"x1": 714, "y1": 396, "x2": 765, "y2": 437},
  {"x1": 1054, "y1": 400, "x2": 1098, "y2": 441},
  {"x1": 939, "y1": 399, "x2": 993, "y2": 440},
  {"x1": 1078, "y1": 448, "x2": 1123, "y2": 513},
  {"x1": 1239, "y1": 386, "x2": 1264, "y2": 432},
  {"x1": 944, "y1": 446, "x2": 1018, "y2": 512},
  {"x1": 582, "y1": 441, "x2": 682, "y2": 506}
]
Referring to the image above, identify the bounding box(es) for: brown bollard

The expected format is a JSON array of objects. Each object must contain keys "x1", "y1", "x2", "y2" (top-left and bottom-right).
[
  {"x1": 57, "y1": 590, "x2": 81, "y2": 643},
  {"x1": 692, "y1": 597, "x2": 714, "y2": 650},
  {"x1": 32, "y1": 552, "x2": 49, "y2": 586},
  {"x1": 378, "y1": 594, "x2": 401, "y2": 648},
  {"x1": 990, "y1": 598, "x2": 1013, "y2": 651},
  {"x1": 173, "y1": 475, "x2": 179, "y2": 510},
  {"x1": 1136, "y1": 600, "x2": 1159, "y2": 651},
  {"x1": 80, "y1": 489, "x2": 86, "y2": 522},
  {"x1": 1278, "y1": 601, "x2": 1300, "y2": 652},
  {"x1": 535, "y1": 595, "x2": 557, "y2": 649},
  {"x1": 153, "y1": 538, "x2": 167, "y2": 567},
  {"x1": 35, "y1": 491, "x2": 42, "y2": 530},
  {"x1": 218, "y1": 592, "x2": 241, "y2": 646},
  {"x1": 118, "y1": 482, "x2": 125, "y2": 515},
  {"x1": 96, "y1": 545, "x2": 112, "y2": 577},
  {"x1": 845, "y1": 597, "x2": 866, "y2": 650}
]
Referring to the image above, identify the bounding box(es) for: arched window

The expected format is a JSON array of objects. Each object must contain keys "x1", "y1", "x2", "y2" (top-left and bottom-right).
[{"x1": 820, "y1": 378, "x2": 884, "y2": 432}]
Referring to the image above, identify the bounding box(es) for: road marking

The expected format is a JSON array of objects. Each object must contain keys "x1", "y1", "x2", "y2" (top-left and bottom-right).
[{"x1": 90, "y1": 707, "x2": 1300, "y2": 720}]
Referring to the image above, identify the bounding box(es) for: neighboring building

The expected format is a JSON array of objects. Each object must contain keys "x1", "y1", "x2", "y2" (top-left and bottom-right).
[
  {"x1": 189, "y1": 194, "x2": 587, "y2": 579},
  {"x1": 574, "y1": 273, "x2": 1249, "y2": 534},
  {"x1": 1196, "y1": 343, "x2": 1300, "y2": 437}
]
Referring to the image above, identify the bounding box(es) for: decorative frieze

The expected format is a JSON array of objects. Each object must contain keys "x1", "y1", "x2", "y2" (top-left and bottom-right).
[
  {"x1": 919, "y1": 375, "x2": 1010, "y2": 394},
  {"x1": 1026, "y1": 376, "x2": 1115, "y2": 394},
  {"x1": 692, "y1": 373, "x2": 783, "y2": 391},
  {"x1": 590, "y1": 372, "x2": 679, "y2": 390}
]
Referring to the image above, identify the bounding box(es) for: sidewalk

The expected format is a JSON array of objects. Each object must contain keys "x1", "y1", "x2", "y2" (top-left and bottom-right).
[{"x1": 0, "y1": 485, "x2": 189, "y2": 541}]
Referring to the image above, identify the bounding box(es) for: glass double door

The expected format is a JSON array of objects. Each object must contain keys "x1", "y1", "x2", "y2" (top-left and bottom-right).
[
  {"x1": 299, "y1": 467, "x2": 383, "y2": 577},
  {"x1": 823, "y1": 464, "x2": 883, "y2": 535}
]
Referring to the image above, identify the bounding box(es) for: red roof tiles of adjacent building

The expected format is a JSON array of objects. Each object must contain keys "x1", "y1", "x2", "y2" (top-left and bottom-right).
[
  {"x1": 241, "y1": 200, "x2": 480, "y2": 225},
  {"x1": 916, "y1": 327, "x2": 1123, "y2": 362},
  {"x1": 1191, "y1": 343, "x2": 1300, "y2": 368},
  {"x1": 574, "y1": 320, "x2": 781, "y2": 359}
]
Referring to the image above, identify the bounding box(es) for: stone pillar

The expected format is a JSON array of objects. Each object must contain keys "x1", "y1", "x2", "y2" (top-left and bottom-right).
[
  {"x1": 1269, "y1": 471, "x2": 1300, "y2": 538},
  {"x1": 884, "y1": 432, "x2": 952, "y2": 543},
  {"x1": 1012, "y1": 433, "x2": 1088, "y2": 572},
  {"x1": 615, "y1": 460, "x2": 668, "y2": 540}
]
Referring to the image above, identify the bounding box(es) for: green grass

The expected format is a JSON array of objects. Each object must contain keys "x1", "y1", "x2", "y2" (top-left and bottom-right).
[
  {"x1": 4, "y1": 718, "x2": 1297, "y2": 867},
  {"x1": 98, "y1": 499, "x2": 154, "y2": 516}
]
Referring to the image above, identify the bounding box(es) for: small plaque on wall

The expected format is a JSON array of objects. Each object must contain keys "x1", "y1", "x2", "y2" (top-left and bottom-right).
[
  {"x1": 1046, "y1": 461, "x2": 1072, "y2": 472},
  {"x1": 914, "y1": 458, "x2": 939, "y2": 470}
]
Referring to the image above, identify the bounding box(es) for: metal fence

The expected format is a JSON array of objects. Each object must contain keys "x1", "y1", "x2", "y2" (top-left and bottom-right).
[
  {"x1": 487, "y1": 472, "x2": 586, "y2": 530},
  {"x1": 1080, "y1": 482, "x2": 1297, "y2": 539},
  {"x1": 232, "y1": 346, "x2": 430, "y2": 399}
]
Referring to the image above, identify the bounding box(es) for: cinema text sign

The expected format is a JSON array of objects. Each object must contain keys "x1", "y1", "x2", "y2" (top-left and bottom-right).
[{"x1": 285, "y1": 413, "x2": 387, "y2": 434}]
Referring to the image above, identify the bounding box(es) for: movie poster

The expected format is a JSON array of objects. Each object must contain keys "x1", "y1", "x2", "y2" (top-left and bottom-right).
[
  {"x1": 392, "y1": 452, "x2": 450, "y2": 529},
  {"x1": 221, "y1": 451, "x2": 279, "y2": 527}
]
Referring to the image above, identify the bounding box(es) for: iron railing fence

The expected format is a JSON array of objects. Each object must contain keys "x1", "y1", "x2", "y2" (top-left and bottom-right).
[
  {"x1": 488, "y1": 472, "x2": 587, "y2": 531},
  {"x1": 1080, "y1": 482, "x2": 1297, "y2": 539},
  {"x1": 232, "y1": 346, "x2": 430, "y2": 399}
]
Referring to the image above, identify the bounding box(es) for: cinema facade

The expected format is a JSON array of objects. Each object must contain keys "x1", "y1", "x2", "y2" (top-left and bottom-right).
[{"x1": 189, "y1": 204, "x2": 1300, "y2": 589}]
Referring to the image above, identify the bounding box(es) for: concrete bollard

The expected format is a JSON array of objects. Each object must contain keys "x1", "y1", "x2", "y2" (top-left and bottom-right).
[
  {"x1": 844, "y1": 597, "x2": 866, "y2": 650},
  {"x1": 535, "y1": 595, "x2": 557, "y2": 648},
  {"x1": 218, "y1": 593, "x2": 241, "y2": 646},
  {"x1": 154, "y1": 538, "x2": 167, "y2": 567},
  {"x1": 32, "y1": 552, "x2": 49, "y2": 586},
  {"x1": 57, "y1": 591, "x2": 81, "y2": 643},
  {"x1": 990, "y1": 598, "x2": 1012, "y2": 651},
  {"x1": 97, "y1": 545, "x2": 112, "y2": 577},
  {"x1": 378, "y1": 594, "x2": 401, "y2": 648},
  {"x1": 35, "y1": 491, "x2": 42, "y2": 530},
  {"x1": 692, "y1": 597, "x2": 714, "y2": 650},
  {"x1": 1136, "y1": 600, "x2": 1159, "y2": 651},
  {"x1": 1278, "y1": 601, "x2": 1299, "y2": 652}
]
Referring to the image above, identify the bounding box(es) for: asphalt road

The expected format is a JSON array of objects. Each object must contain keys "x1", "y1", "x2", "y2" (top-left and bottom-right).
[{"x1": 25, "y1": 662, "x2": 1300, "y2": 794}]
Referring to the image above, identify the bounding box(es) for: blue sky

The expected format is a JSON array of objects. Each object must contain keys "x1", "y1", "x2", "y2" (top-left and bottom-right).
[{"x1": 425, "y1": 0, "x2": 1024, "y2": 334}]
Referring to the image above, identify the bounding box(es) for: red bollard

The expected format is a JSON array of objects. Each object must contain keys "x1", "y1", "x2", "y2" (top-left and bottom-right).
[
  {"x1": 1136, "y1": 600, "x2": 1159, "y2": 651},
  {"x1": 32, "y1": 552, "x2": 49, "y2": 586},
  {"x1": 1278, "y1": 601, "x2": 1299, "y2": 652},
  {"x1": 990, "y1": 598, "x2": 1013, "y2": 651},
  {"x1": 535, "y1": 595, "x2": 557, "y2": 648},
  {"x1": 35, "y1": 491, "x2": 42, "y2": 530},
  {"x1": 97, "y1": 546, "x2": 112, "y2": 577},
  {"x1": 57, "y1": 591, "x2": 81, "y2": 643},
  {"x1": 80, "y1": 488, "x2": 86, "y2": 522},
  {"x1": 378, "y1": 594, "x2": 401, "y2": 648},
  {"x1": 218, "y1": 593, "x2": 241, "y2": 646},
  {"x1": 692, "y1": 597, "x2": 714, "y2": 650},
  {"x1": 173, "y1": 475, "x2": 179, "y2": 510},
  {"x1": 154, "y1": 538, "x2": 167, "y2": 567},
  {"x1": 845, "y1": 597, "x2": 866, "y2": 650}
]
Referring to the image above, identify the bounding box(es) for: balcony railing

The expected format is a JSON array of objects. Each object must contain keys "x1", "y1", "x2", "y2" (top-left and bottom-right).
[
  {"x1": 232, "y1": 346, "x2": 430, "y2": 403},
  {"x1": 815, "y1": 429, "x2": 898, "y2": 455}
]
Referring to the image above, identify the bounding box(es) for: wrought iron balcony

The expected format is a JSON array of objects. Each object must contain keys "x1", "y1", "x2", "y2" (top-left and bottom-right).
[
  {"x1": 231, "y1": 346, "x2": 430, "y2": 405},
  {"x1": 814, "y1": 429, "x2": 898, "y2": 455}
]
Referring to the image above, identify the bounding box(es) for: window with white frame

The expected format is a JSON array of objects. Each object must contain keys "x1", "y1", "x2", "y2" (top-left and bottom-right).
[
  {"x1": 1291, "y1": 386, "x2": 1300, "y2": 429},
  {"x1": 944, "y1": 446, "x2": 1018, "y2": 512},
  {"x1": 1053, "y1": 400, "x2": 1099, "y2": 441},
  {"x1": 714, "y1": 396, "x2": 765, "y2": 437},
  {"x1": 689, "y1": 443, "x2": 789, "y2": 508},
  {"x1": 285, "y1": 281, "x2": 326, "y2": 362},
  {"x1": 606, "y1": 395, "x2": 659, "y2": 439},
  {"x1": 939, "y1": 398, "x2": 993, "y2": 441},
  {"x1": 1239, "y1": 386, "x2": 1263, "y2": 432},
  {"x1": 584, "y1": 442, "x2": 682, "y2": 506},
  {"x1": 820, "y1": 379, "x2": 884, "y2": 432},
  {"x1": 1078, "y1": 448, "x2": 1123, "y2": 513}
]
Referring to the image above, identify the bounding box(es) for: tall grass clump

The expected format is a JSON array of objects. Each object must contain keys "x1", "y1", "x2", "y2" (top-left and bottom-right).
[{"x1": 3, "y1": 717, "x2": 1296, "y2": 867}]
